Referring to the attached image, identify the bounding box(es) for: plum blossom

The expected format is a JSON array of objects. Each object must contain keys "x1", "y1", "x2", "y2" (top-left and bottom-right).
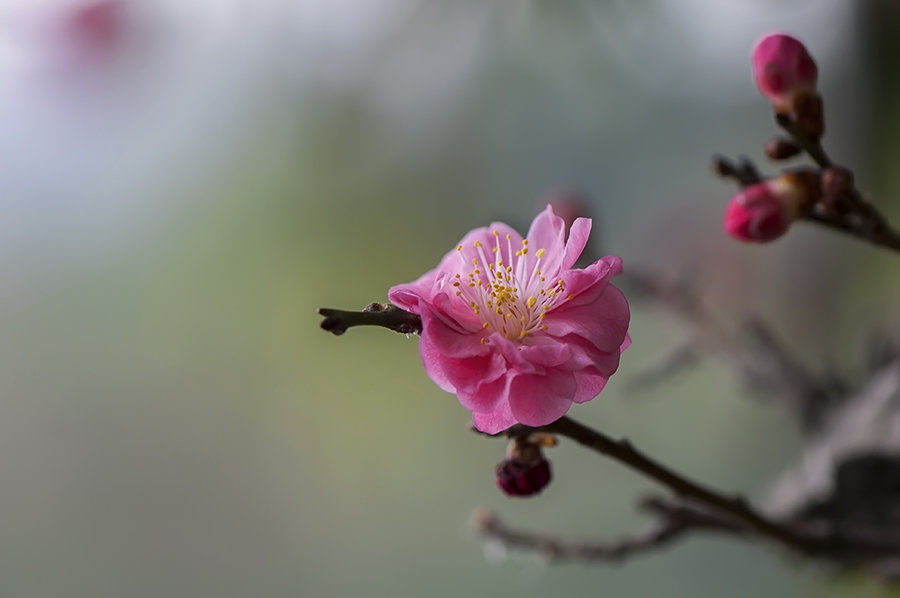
[{"x1": 389, "y1": 206, "x2": 630, "y2": 433}]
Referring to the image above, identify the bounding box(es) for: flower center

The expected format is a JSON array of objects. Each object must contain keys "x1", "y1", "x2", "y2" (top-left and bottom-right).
[{"x1": 451, "y1": 231, "x2": 569, "y2": 341}]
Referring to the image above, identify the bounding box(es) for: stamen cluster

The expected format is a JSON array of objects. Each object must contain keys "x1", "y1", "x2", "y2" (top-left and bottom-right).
[{"x1": 453, "y1": 232, "x2": 571, "y2": 342}]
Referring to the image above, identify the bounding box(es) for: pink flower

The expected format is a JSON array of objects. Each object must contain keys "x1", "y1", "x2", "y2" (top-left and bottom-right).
[
  {"x1": 751, "y1": 33, "x2": 818, "y2": 113},
  {"x1": 389, "y1": 206, "x2": 630, "y2": 434},
  {"x1": 723, "y1": 172, "x2": 817, "y2": 242}
]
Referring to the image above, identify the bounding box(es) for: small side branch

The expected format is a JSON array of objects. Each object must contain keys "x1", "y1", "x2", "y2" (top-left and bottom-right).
[
  {"x1": 472, "y1": 497, "x2": 740, "y2": 564},
  {"x1": 534, "y1": 417, "x2": 817, "y2": 554},
  {"x1": 804, "y1": 210, "x2": 900, "y2": 254},
  {"x1": 318, "y1": 303, "x2": 423, "y2": 336},
  {"x1": 775, "y1": 113, "x2": 832, "y2": 169}
]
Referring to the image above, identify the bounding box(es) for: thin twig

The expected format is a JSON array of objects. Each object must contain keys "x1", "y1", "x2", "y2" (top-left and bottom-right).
[
  {"x1": 712, "y1": 155, "x2": 763, "y2": 187},
  {"x1": 775, "y1": 113, "x2": 832, "y2": 169},
  {"x1": 771, "y1": 113, "x2": 900, "y2": 254},
  {"x1": 533, "y1": 416, "x2": 817, "y2": 553},
  {"x1": 803, "y1": 211, "x2": 900, "y2": 253},
  {"x1": 472, "y1": 497, "x2": 740, "y2": 564},
  {"x1": 318, "y1": 303, "x2": 423, "y2": 335}
]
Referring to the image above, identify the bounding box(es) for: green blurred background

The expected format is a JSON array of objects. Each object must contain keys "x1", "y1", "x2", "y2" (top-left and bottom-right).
[{"x1": 1, "y1": 1, "x2": 899, "y2": 596}]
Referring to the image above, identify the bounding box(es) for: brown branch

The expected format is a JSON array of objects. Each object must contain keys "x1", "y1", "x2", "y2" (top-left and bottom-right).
[
  {"x1": 318, "y1": 303, "x2": 422, "y2": 336},
  {"x1": 775, "y1": 113, "x2": 832, "y2": 169},
  {"x1": 532, "y1": 416, "x2": 818, "y2": 553},
  {"x1": 472, "y1": 497, "x2": 741, "y2": 564},
  {"x1": 803, "y1": 210, "x2": 900, "y2": 254},
  {"x1": 712, "y1": 155, "x2": 763, "y2": 187},
  {"x1": 773, "y1": 112, "x2": 900, "y2": 254},
  {"x1": 506, "y1": 416, "x2": 900, "y2": 565}
]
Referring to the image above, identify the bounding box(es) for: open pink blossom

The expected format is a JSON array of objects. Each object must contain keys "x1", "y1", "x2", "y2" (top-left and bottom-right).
[{"x1": 389, "y1": 205, "x2": 630, "y2": 434}]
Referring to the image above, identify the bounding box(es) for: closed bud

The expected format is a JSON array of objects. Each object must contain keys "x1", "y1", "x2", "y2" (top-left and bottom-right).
[
  {"x1": 723, "y1": 171, "x2": 819, "y2": 243},
  {"x1": 764, "y1": 138, "x2": 802, "y2": 161},
  {"x1": 495, "y1": 437, "x2": 552, "y2": 497},
  {"x1": 751, "y1": 33, "x2": 818, "y2": 114}
]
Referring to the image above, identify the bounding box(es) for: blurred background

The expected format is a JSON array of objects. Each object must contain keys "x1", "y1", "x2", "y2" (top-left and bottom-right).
[{"x1": 1, "y1": 1, "x2": 899, "y2": 596}]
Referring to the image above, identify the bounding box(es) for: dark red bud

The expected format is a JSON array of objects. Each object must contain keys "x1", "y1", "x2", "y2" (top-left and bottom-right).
[
  {"x1": 496, "y1": 459, "x2": 552, "y2": 497},
  {"x1": 495, "y1": 437, "x2": 553, "y2": 497},
  {"x1": 764, "y1": 138, "x2": 802, "y2": 161}
]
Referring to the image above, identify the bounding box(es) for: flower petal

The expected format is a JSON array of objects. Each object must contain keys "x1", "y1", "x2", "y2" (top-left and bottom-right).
[
  {"x1": 561, "y1": 217, "x2": 592, "y2": 270},
  {"x1": 388, "y1": 268, "x2": 439, "y2": 313},
  {"x1": 561, "y1": 255, "x2": 622, "y2": 301},
  {"x1": 419, "y1": 308, "x2": 486, "y2": 358},
  {"x1": 417, "y1": 333, "x2": 457, "y2": 393},
  {"x1": 494, "y1": 336, "x2": 570, "y2": 375},
  {"x1": 457, "y1": 371, "x2": 510, "y2": 413},
  {"x1": 420, "y1": 336, "x2": 507, "y2": 402},
  {"x1": 558, "y1": 333, "x2": 623, "y2": 376},
  {"x1": 472, "y1": 399, "x2": 518, "y2": 434},
  {"x1": 547, "y1": 284, "x2": 630, "y2": 353},
  {"x1": 525, "y1": 205, "x2": 566, "y2": 276},
  {"x1": 572, "y1": 367, "x2": 610, "y2": 403},
  {"x1": 507, "y1": 371, "x2": 576, "y2": 427}
]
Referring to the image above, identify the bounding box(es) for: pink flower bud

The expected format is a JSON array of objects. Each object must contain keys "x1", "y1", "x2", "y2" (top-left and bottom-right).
[
  {"x1": 723, "y1": 172, "x2": 818, "y2": 243},
  {"x1": 751, "y1": 33, "x2": 818, "y2": 113}
]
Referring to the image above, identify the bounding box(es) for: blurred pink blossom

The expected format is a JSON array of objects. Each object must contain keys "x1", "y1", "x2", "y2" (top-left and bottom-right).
[
  {"x1": 389, "y1": 206, "x2": 630, "y2": 433},
  {"x1": 751, "y1": 32, "x2": 818, "y2": 113},
  {"x1": 62, "y1": 1, "x2": 124, "y2": 58}
]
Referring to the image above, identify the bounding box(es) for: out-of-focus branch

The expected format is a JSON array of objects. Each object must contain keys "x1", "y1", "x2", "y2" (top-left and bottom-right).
[
  {"x1": 484, "y1": 411, "x2": 900, "y2": 566},
  {"x1": 804, "y1": 209, "x2": 900, "y2": 253},
  {"x1": 713, "y1": 155, "x2": 763, "y2": 187},
  {"x1": 621, "y1": 270, "x2": 836, "y2": 430},
  {"x1": 472, "y1": 497, "x2": 741, "y2": 564},
  {"x1": 775, "y1": 113, "x2": 832, "y2": 169},
  {"x1": 530, "y1": 416, "x2": 817, "y2": 553},
  {"x1": 318, "y1": 303, "x2": 422, "y2": 336}
]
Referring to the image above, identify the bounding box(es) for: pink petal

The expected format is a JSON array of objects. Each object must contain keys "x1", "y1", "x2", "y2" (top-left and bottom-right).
[
  {"x1": 417, "y1": 333, "x2": 458, "y2": 393},
  {"x1": 443, "y1": 352, "x2": 506, "y2": 395},
  {"x1": 561, "y1": 255, "x2": 621, "y2": 300},
  {"x1": 388, "y1": 268, "x2": 439, "y2": 313},
  {"x1": 429, "y1": 292, "x2": 483, "y2": 335},
  {"x1": 472, "y1": 400, "x2": 518, "y2": 434},
  {"x1": 547, "y1": 284, "x2": 630, "y2": 353},
  {"x1": 494, "y1": 337, "x2": 570, "y2": 375},
  {"x1": 507, "y1": 371, "x2": 576, "y2": 427},
  {"x1": 561, "y1": 217, "x2": 592, "y2": 270},
  {"x1": 457, "y1": 372, "x2": 510, "y2": 413},
  {"x1": 525, "y1": 205, "x2": 566, "y2": 275},
  {"x1": 419, "y1": 308, "x2": 486, "y2": 358},
  {"x1": 558, "y1": 333, "x2": 623, "y2": 376},
  {"x1": 572, "y1": 368, "x2": 610, "y2": 403}
]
